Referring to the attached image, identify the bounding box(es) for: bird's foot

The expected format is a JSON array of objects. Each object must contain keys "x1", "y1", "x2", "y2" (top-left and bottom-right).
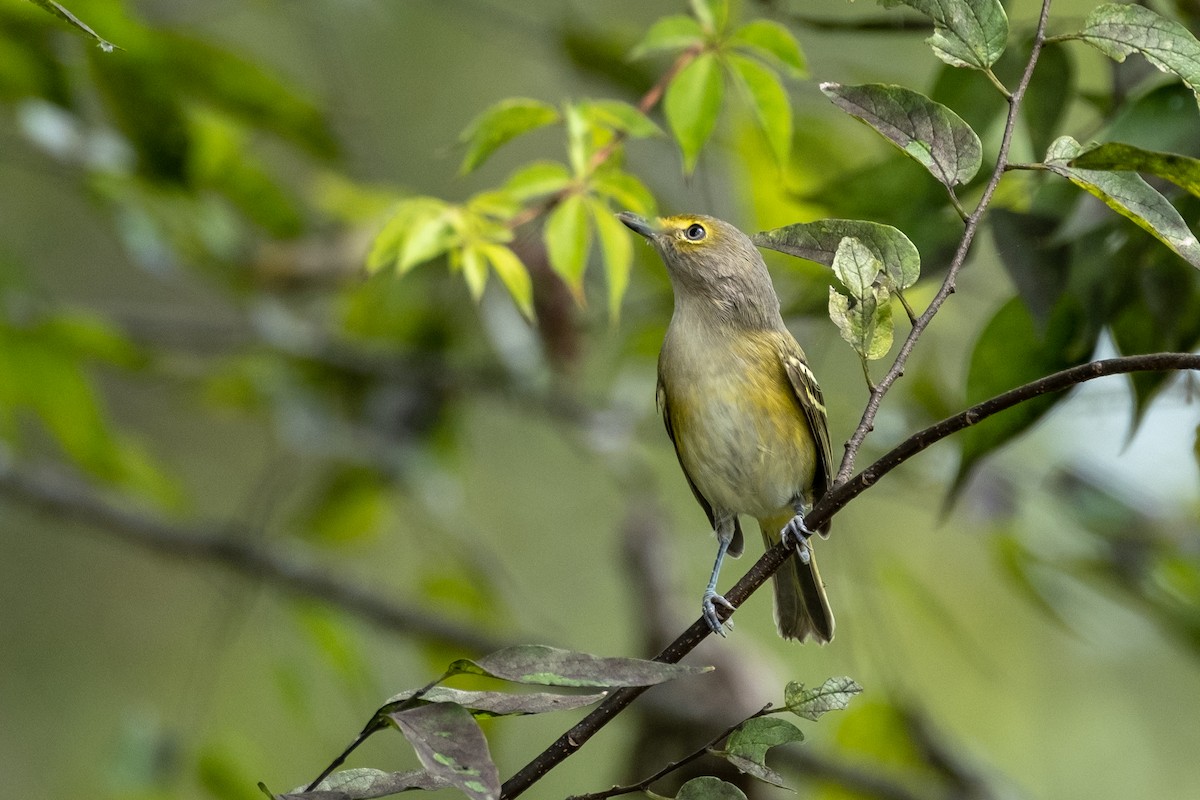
[
  {"x1": 701, "y1": 590, "x2": 736, "y2": 636},
  {"x1": 781, "y1": 514, "x2": 813, "y2": 565}
]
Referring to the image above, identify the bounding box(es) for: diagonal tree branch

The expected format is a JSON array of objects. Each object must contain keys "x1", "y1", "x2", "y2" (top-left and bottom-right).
[
  {"x1": 499, "y1": 350, "x2": 1200, "y2": 798},
  {"x1": 0, "y1": 462, "x2": 510, "y2": 655}
]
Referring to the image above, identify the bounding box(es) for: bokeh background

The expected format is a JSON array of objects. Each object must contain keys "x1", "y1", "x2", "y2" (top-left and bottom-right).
[{"x1": 2, "y1": 1, "x2": 1199, "y2": 799}]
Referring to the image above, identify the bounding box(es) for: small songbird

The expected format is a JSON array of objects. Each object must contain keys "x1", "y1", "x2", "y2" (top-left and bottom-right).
[{"x1": 618, "y1": 211, "x2": 835, "y2": 643}]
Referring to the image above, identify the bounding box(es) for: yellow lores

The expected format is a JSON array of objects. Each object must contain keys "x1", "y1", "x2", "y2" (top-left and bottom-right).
[{"x1": 618, "y1": 212, "x2": 835, "y2": 643}]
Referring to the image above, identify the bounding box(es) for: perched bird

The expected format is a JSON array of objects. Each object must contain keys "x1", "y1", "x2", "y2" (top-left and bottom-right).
[{"x1": 618, "y1": 211, "x2": 835, "y2": 643}]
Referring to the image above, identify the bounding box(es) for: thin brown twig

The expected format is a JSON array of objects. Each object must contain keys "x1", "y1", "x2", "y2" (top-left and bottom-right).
[
  {"x1": 566, "y1": 705, "x2": 774, "y2": 800},
  {"x1": 832, "y1": 0, "x2": 1055, "y2": 486}
]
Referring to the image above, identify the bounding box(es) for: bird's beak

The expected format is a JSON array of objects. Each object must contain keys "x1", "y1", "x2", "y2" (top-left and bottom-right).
[{"x1": 616, "y1": 211, "x2": 661, "y2": 239}]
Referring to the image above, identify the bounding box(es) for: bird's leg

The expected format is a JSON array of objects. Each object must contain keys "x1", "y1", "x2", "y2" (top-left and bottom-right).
[
  {"x1": 781, "y1": 500, "x2": 814, "y2": 566},
  {"x1": 702, "y1": 518, "x2": 737, "y2": 635}
]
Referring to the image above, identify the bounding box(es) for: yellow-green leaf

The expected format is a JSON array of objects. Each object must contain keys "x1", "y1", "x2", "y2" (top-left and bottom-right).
[
  {"x1": 727, "y1": 53, "x2": 792, "y2": 168},
  {"x1": 588, "y1": 198, "x2": 633, "y2": 321},
  {"x1": 461, "y1": 245, "x2": 488, "y2": 301},
  {"x1": 729, "y1": 20, "x2": 807, "y2": 78},
  {"x1": 482, "y1": 244, "x2": 535, "y2": 320},
  {"x1": 630, "y1": 15, "x2": 704, "y2": 60},
  {"x1": 544, "y1": 194, "x2": 591, "y2": 295},
  {"x1": 665, "y1": 52, "x2": 723, "y2": 174},
  {"x1": 502, "y1": 161, "x2": 572, "y2": 203},
  {"x1": 590, "y1": 168, "x2": 657, "y2": 215},
  {"x1": 459, "y1": 98, "x2": 560, "y2": 174}
]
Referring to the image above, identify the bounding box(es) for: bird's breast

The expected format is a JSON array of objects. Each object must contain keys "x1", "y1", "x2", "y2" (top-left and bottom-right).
[{"x1": 660, "y1": 325, "x2": 817, "y2": 518}]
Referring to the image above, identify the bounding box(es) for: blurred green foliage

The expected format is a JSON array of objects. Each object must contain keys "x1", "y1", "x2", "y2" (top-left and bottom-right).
[{"x1": 2, "y1": 1, "x2": 1199, "y2": 800}]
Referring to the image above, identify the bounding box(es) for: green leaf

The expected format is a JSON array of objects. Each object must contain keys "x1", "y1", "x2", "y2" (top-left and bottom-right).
[
  {"x1": 1023, "y1": 42, "x2": 1073, "y2": 159},
  {"x1": 988, "y1": 210, "x2": 1069, "y2": 328},
  {"x1": 543, "y1": 194, "x2": 591, "y2": 295},
  {"x1": 284, "y1": 768, "x2": 450, "y2": 799},
  {"x1": 588, "y1": 198, "x2": 634, "y2": 321},
  {"x1": 665, "y1": 52, "x2": 724, "y2": 174},
  {"x1": 675, "y1": 777, "x2": 747, "y2": 800},
  {"x1": 447, "y1": 645, "x2": 711, "y2": 688},
  {"x1": 729, "y1": 20, "x2": 807, "y2": 79},
  {"x1": 1070, "y1": 142, "x2": 1200, "y2": 198},
  {"x1": 690, "y1": 0, "x2": 729, "y2": 34},
  {"x1": 383, "y1": 687, "x2": 607, "y2": 718},
  {"x1": 1076, "y1": 3, "x2": 1200, "y2": 107},
  {"x1": 828, "y1": 239, "x2": 894, "y2": 361},
  {"x1": 954, "y1": 296, "x2": 1089, "y2": 492},
  {"x1": 716, "y1": 718, "x2": 805, "y2": 788},
  {"x1": 579, "y1": 99, "x2": 662, "y2": 138},
  {"x1": 753, "y1": 218, "x2": 921, "y2": 291},
  {"x1": 503, "y1": 161, "x2": 572, "y2": 203},
  {"x1": 784, "y1": 676, "x2": 864, "y2": 721},
  {"x1": 388, "y1": 704, "x2": 499, "y2": 800},
  {"x1": 829, "y1": 285, "x2": 893, "y2": 362},
  {"x1": 831, "y1": 236, "x2": 883, "y2": 298},
  {"x1": 1044, "y1": 136, "x2": 1200, "y2": 269},
  {"x1": 460, "y1": 245, "x2": 488, "y2": 301},
  {"x1": 727, "y1": 53, "x2": 792, "y2": 167},
  {"x1": 590, "y1": 168, "x2": 657, "y2": 215},
  {"x1": 565, "y1": 102, "x2": 590, "y2": 178},
  {"x1": 458, "y1": 98, "x2": 560, "y2": 174},
  {"x1": 821, "y1": 82, "x2": 982, "y2": 188},
  {"x1": 883, "y1": 0, "x2": 1009, "y2": 70},
  {"x1": 630, "y1": 15, "x2": 704, "y2": 60},
  {"x1": 481, "y1": 243, "x2": 535, "y2": 320},
  {"x1": 27, "y1": 0, "x2": 120, "y2": 52},
  {"x1": 367, "y1": 197, "x2": 447, "y2": 273},
  {"x1": 396, "y1": 204, "x2": 459, "y2": 273}
]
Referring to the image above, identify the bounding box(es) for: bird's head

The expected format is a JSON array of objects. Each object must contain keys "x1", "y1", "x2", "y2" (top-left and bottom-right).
[{"x1": 617, "y1": 211, "x2": 780, "y2": 326}]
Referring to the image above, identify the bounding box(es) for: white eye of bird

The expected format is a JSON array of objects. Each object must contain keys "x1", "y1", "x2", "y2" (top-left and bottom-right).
[{"x1": 684, "y1": 223, "x2": 707, "y2": 241}]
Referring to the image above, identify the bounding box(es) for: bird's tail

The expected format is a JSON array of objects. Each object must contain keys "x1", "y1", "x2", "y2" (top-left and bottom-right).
[{"x1": 759, "y1": 514, "x2": 834, "y2": 643}]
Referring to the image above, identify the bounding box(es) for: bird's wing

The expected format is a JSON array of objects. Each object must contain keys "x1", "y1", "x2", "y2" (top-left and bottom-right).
[
  {"x1": 657, "y1": 380, "x2": 745, "y2": 557},
  {"x1": 782, "y1": 350, "x2": 833, "y2": 536}
]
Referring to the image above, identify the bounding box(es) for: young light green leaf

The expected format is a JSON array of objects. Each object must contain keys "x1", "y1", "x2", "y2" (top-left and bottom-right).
[
  {"x1": 753, "y1": 219, "x2": 921, "y2": 290},
  {"x1": 503, "y1": 161, "x2": 572, "y2": 203},
  {"x1": 784, "y1": 676, "x2": 864, "y2": 721},
  {"x1": 481, "y1": 244, "x2": 535, "y2": 320},
  {"x1": 383, "y1": 687, "x2": 606, "y2": 718},
  {"x1": 829, "y1": 238, "x2": 895, "y2": 361},
  {"x1": 459, "y1": 98, "x2": 560, "y2": 174},
  {"x1": 28, "y1": 0, "x2": 121, "y2": 52},
  {"x1": 591, "y1": 168, "x2": 657, "y2": 216},
  {"x1": 397, "y1": 205, "x2": 459, "y2": 273},
  {"x1": 460, "y1": 245, "x2": 488, "y2": 301},
  {"x1": 388, "y1": 703, "x2": 499, "y2": 800},
  {"x1": 1070, "y1": 142, "x2": 1200, "y2": 198},
  {"x1": 630, "y1": 15, "x2": 704, "y2": 60},
  {"x1": 543, "y1": 194, "x2": 592, "y2": 296},
  {"x1": 675, "y1": 777, "x2": 748, "y2": 800},
  {"x1": 1045, "y1": 136, "x2": 1200, "y2": 269},
  {"x1": 366, "y1": 197, "x2": 454, "y2": 273},
  {"x1": 883, "y1": 0, "x2": 1008, "y2": 70},
  {"x1": 1076, "y1": 4, "x2": 1200, "y2": 107},
  {"x1": 715, "y1": 718, "x2": 805, "y2": 789},
  {"x1": 589, "y1": 199, "x2": 633, "y2": 321},
  {"x1": 690, "y1": 0, "x2": 729, "y2": 34},
  {"x1": 283, "y1": 768, "x2": 450, "y2": 799},
  {"x1": 821, "y1": 82, "x2": 982, "y2": 187},
  {"x1": 665, "y1": 52, "x2": 724, "y2": 174},
  {"x1": 729, "y1": 20, "x2": 807, "y2": 78},
  {"x1": 727, "y1": 54, "x2": 792, "y2": 168},
  {"x1": 579, "y1": 99, "x2": 663, "y2": 138},
  {"x1": 831, "y1": 236, "x2": 884, "y2": 298},
  {"x1": 565, "y1": 103, "x2": 590, "y2": 178},
  {"x1": 447, "y1": 645, "x2": 712, "y2": 688}
]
